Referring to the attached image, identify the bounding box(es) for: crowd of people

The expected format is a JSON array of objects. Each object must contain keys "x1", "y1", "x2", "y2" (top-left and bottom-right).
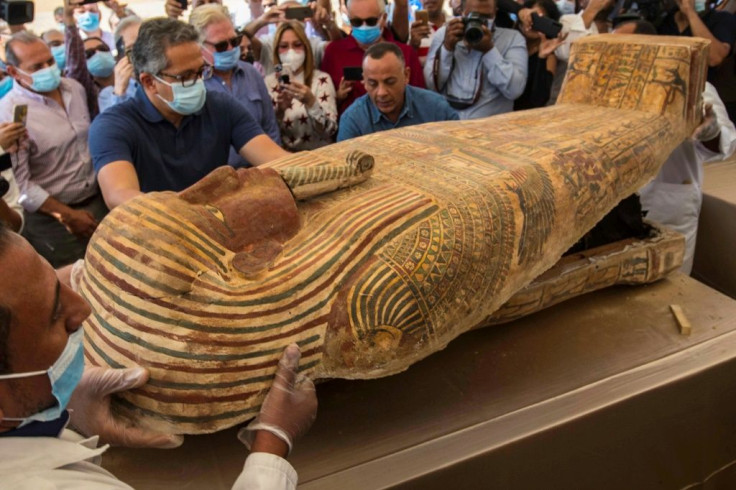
[{"x1": 0, "y1": 0, "x2": 735, "y2": 487}]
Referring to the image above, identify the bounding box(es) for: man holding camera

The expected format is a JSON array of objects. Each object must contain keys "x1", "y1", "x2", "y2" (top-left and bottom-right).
[{"x1": 424, "y1": 0, "x2": 527, "y2": 119}]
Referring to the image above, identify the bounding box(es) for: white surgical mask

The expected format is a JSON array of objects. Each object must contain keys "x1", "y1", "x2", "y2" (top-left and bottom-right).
[{"x1": 280, "y1": 49, "x2": 305, "y2": 73}]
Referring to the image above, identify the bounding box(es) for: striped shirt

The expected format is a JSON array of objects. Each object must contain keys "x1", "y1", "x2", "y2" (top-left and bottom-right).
[{"x1": 0, "y1": 78, "x2": 98, "y2": 212}]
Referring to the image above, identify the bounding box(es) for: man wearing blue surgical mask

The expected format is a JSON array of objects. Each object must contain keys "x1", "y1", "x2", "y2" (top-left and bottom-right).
[
  {"x1": 0, "y1": 226, "x2": 317, "y2": 488},
  {"x1": 41, "y1": 29, "x2": 67, "y2": 73},
  {"x1": 424, "y1": 0, "x2": 528, "y2": 119},
  {"x1": 73, "y1": 2, "x2": 115, "y2": 52},
  {"x1": 190, "y1": 3, "x2": 282, "y2": 166},
  {"x1": 89, "y1": 18, "x2": 290, "y2": 210},
  {"x1": 321, "y1": 0, "x2": 426, "y2": 115},
  {"x1": 0, "y1": 31, "x2": 107, "y2": 268}
]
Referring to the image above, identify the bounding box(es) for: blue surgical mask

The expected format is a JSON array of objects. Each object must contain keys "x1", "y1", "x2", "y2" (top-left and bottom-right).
[
  {"x1": 213, "y1": 46, "x2": 241, "y2": 71},
  {"x1": 87, "y1": 51, "x2": 115, "y2": 77},
  {"x1": 155, "y1": 76, "x2": 207, "y2": 115},
  {"x1": 77, "y1": 11, "x2": 100, "y2": 32},
  {"x1": 556, "y1": 0, "x2": 575, "y2": 14},
  {"x1": 51, "y1": 44, "x2": 66, "y2": 71},
  {"x1": 0, "y1": 328, "x2": 85, "y2": 428},
  {"x1": 352, "y1": 25, "x2": 381, "y2": 45},
  {"x1": 18, "y1": 65, "x2": 62, "y2": 93},
  {"x1": 694, "y1": 0, "x2": 706, "y2": 11},
  {"x1": 0, "y1": 77, "x2": 13, "y2": 98}
]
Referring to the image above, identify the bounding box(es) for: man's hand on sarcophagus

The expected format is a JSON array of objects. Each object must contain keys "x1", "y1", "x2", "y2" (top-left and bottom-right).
[
  {"x1": 238, "y1": 344, "x2": 318, "y2": 456},
  {"x1": 68, "y1": 366, "x2": 185, "y2": 449}
]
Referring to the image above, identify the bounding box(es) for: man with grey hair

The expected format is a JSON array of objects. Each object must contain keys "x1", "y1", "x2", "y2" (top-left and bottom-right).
[
  {"x1": 0, "y1": 31, "x2": 105, "y2": 268},
  {"x1": 190, "y1": 3, "x2": 281, "y2": 166},
  {"x1": 89, "y1": 18, "x2": 290, "y2": 210},
  {"x1": 97, "y1": 15, "x2": 141, "y2": 112}
]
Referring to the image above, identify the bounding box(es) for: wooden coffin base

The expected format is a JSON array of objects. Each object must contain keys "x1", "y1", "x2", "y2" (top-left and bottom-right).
[{"x1": 485, "y1": 222, "x2": 685, "y2": 326}]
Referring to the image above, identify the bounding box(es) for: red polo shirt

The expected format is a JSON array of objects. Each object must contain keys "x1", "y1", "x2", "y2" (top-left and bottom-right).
[{"x1": 320, "y1": 29, "x2": 426, "y2": 116}]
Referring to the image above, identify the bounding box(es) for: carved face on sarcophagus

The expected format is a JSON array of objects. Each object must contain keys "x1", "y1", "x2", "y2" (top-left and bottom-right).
[{"x1": 80, "y1": 35, "x2": 709, "y2": 434}]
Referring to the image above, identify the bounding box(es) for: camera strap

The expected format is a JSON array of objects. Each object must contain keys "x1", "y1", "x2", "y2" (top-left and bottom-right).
[
  {"x1": 432, "y1": 47, "x2": 484, "y2": 110},
  {"x1": 0, "y1": 153, "x2": 11, "y2": 172}
]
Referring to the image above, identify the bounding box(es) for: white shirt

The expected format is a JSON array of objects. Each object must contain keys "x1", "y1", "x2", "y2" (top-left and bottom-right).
[
  {"x1": 639, "y1": 83, "x2": 736, "y2": 274},
  {"x1": 0, "y1": 429, "x2": 298, "y2": 490}
]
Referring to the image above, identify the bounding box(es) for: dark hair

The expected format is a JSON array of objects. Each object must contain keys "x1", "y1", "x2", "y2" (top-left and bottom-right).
[
  {"x1": 54, "y1": 6, "x2": 64, "y2": 17},
  {"x1": 623, "y1": 19, "x2": 657, "y2": 34},
  {"x1": 5, "y1": 31, "x2": 43, "y2": 67},
  {"x1": 131, "y1": 18, "x2": 200, "y2": 80},
  {"x1": 364, "y1": 42, "x2": 405, "y2": 66},
  {"x1": 523, "y1": 0, "x2": 561, "y2": 22},
  {"x1": 0, "y1": 223, "x2": 12, "y2": 374}
]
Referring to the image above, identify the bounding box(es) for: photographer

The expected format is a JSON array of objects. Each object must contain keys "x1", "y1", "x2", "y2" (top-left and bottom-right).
[
  {"x1": 658, "y1": 0, "x2": 736, "y2": 71},
  {"x1": 424, "y1": 0, "x2": 528, "y2": 119}
]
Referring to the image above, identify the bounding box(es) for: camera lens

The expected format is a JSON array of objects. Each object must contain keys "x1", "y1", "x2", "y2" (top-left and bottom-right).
[{"x1": 464, "y1": 12, "x2": 486, "y2": 45}]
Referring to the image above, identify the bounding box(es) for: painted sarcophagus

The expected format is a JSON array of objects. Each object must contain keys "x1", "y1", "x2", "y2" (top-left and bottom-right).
[{"x1": 80, "y1": 35, "x2": 709, "y2": 434}]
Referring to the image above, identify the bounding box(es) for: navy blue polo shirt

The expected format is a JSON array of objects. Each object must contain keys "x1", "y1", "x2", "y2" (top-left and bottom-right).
[
  {"x1": 89, "y1": 86, "x2": 264, "y2": 193},
  {"x1": 337, "y1": 85, "x2": 459, "y2": 142}
]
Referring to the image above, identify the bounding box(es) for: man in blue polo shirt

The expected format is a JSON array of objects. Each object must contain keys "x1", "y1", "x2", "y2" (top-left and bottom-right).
[
  {"x1": 337, "y1": 42, "x2": 457, "y2": 142},
  {"x1": 89, "y1": 18, "x2": 289, "y2": 210}
]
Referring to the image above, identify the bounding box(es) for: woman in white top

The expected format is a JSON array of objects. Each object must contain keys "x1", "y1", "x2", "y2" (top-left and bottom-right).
[{"x1": 265, "y1": 21, "x2": 338, "y2": 151}]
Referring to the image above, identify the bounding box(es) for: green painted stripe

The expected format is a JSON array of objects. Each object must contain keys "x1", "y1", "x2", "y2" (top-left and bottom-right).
[
  {"x1": 147, "y1": 358, "x2": 322, "y2": 390},
  {"x1": 91, "y1": 242, "x2": 189, "y2": 297},
  {"x1": 86, "y1": 332, "x2": 125, "y2": 369},
  {"x1": 184, "y1": 194, "x2": 432, "y2": 306},
  {"x1": 90, "y1": 204, "x2": 438, "y2": 333},
  {"x1": 92, "y1": 308, "x2": 321, "y2": 361},
  {"x1": 284, "y1": 186, "x2": 408, "y2": 258},
  {"x1": 134, "y1": 200, "x2": 228, "y2": 257},
  {"x1": 114, "y1": 396, "x2": 259, "y2": 423},
  {"x1": 125, "y1": 202, "x2": 227, "y2": 272}
]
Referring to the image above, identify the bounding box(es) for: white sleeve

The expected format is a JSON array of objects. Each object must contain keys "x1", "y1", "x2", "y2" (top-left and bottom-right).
[
  {"x1": 699, "y1": 82, "x2": 736, "y2": 162},
  {"x1": 232, "y1": 453, "x2": 298, "y2": 490},
  {"x1": 2, "y1": 167, "x2": 24, "y2": 232},
  {"x1": 554, "y1": 13, "x2": 596, "y2": 62}
]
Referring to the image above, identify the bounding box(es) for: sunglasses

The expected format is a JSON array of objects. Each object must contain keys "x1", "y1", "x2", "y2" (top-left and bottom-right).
[
  {"x1": 84, "y1": 44, "x2": 110, "y2": 59},
  {"x1": 204, "y1": 35, "x2": 244, "y2": 53},
  {"x1": 349, "y1": 17, "x2": 380, "y2": 27}
]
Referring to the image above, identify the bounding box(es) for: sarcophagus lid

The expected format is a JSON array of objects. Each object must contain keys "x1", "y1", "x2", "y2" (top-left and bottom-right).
[{"x1": 81, "y1": 35, "x2": 709, "y2": 434}]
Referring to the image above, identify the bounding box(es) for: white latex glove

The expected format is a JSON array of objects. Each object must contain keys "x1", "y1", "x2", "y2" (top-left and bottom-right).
[
  {"x1": 68, "y1": 366, "x2": 184, "y2": 449},
  {"x1": 238, "y1": 344, "x2": 317, "y2": 454},
  {"x1": 693, "y1": 103, "x2": 720, "y2": 142}
]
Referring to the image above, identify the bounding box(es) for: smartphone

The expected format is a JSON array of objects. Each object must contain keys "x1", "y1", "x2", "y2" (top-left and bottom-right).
[
  {"x1": 415, "y1": 9, "x2": 429, "y2": 23},
  {"x1": 343, "y1": 66, "x2": 363, "y2": 81},
  {"x1": 285, "y1": 6, "x2": 312, "y2": 20},
  {"x1": 13, "y1": 104, "x2": 27, "y2": 126},
  {"x1": 178, "y1": 0, "x2": 188, "y2": 9}
]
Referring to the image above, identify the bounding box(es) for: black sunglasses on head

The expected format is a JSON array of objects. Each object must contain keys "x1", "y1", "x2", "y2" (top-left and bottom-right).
[
  {"x1": 204, "y1": 34, "x2": 244, "y2": 53},
  {"x1": 349, "y1": 16, "x2": 380, "y2": 27},
  {"x1": 84, "y1": 44, "x2": 110, "y2": 59}
]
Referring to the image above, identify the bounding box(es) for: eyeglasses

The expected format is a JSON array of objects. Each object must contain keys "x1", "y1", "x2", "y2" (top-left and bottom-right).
[
  {"x1": 203, "y1": 35, "x2": 243, "y2": 53},
  {"x1": 84, "y1": 44, "x2": 110, "y2": 59},
  {"x1": 157, "y1": 64, "x2": 213, "y2": 87},
  {"x1": 349, "y1": 17, "x2": 380, "y2": 27}
]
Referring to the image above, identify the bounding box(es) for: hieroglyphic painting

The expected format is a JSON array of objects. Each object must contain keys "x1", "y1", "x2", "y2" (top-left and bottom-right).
[{"x1": 80, "y1": 35, "x2": 709, "y2": 434}]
